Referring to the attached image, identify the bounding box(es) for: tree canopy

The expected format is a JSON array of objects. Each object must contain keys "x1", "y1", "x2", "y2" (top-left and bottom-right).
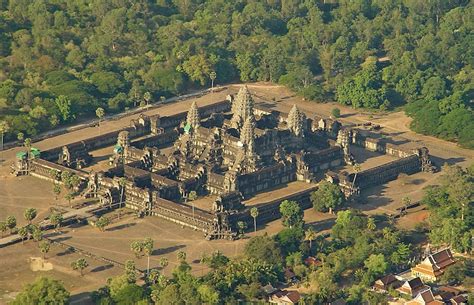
[
  {"x1": 0, "y1": 1, "x2": 471, "y2": 147},
  {"x1": 11, "y1": 277, "x2": 69, "y2": 305}
]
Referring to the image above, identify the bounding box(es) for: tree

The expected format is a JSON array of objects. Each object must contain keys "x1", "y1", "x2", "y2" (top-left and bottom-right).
[
  {"x1": 440, "y1": 261, "x2": 466, "y2": 285},
  {"x1": 147, "y1": 269, "x2": 161, "y2": 284},
  {"x1": 50, "y1": 213, "x2": 63, "y2": 231},
  {"x1": 39, "y1": 240, "x2": 51, "y2": 259},
  {"x1": 159, "y1": 257, "x2": 169, "y2": 274},
  {"x1": 331, "y1": 108, "x2": 341, "y2": 118},
  {"x1": 177, "y1": 250, "x2": 187, "y2": 262},
  {"x1": 71, "y1": 258, "x2": 89, "y2": 276},
  {"x1": 390, "y1": 243, "x2": 411, "y2": 268},
  {"x1": 0, "y1": 120, "x2": 9, "y2": 158},
  {"x1": 124, "y1": 260, "x2": 137, "y2": 283},
  {"x1": 118, "y1": 177, "x2": 127, "y2": 208},
  {"x1": 250, "y1": 207, "x2": 259, "y2": 233},
  {"x1": 364, "y1": 254, "x2": 388, "y2": 278},
  {"x1": 31, "y1": 226, "x2": 43, "y2": 242},
  {"x1": 0, "y1": 222, "x2": 7, "y2": 237},
  {"x1": 351, "y1": 163, "x2": 361, "y2": 191},
  {"x1": 244, "y1": 235, "x2": 282, "y2": 265},
  {"x1": 95, "y1": 216, "x2": 110, "y2": 232},
  {"x1": 6, "y1": 215, "x2": 16, "y2": 233},
  {"x1": 143, "y1": 92, "x2": 151, "y2": 105},
  {"x1": 188, "y1": 190, "x2": 198, "y2": 201},
  {"x1": 17, "y1": 132, "x2": 24, "y2": 142},
  {"x1": 201, "y1": 251, "x2": 229, "y2": 270},
  {"x1": 367, "y1": 217, "x2": 376, "y2": 231},
  {"x1": 96, "y1": 107, "x2": 105, "y2": 135},
  {"x1": 10, "y1": 277, "x2": 69, "y2": 305},
  {"x1": 279, "y1": 200, "x2": 304, "y2": 228},
  {"x1": 311, "y1": 181, "x2": 345, "y2": 214},
  {"x1": 305, "y1": 227, "x2": 317, "y2": 251},
  {"x1": 198, "y1": 284, "x2": 219, "y2": 304},
  {"x1": 112, "y1": 283, "x2": 146, "y2": 304},
  {"x1": 18, "y1": 226, "x2": 28, "y2": 244},
  {"x1": 143, "y1": 237, "x2": 154, "y2": 276},
  {"x1": 24, "y1": 208, "x2": 37, "y2": 224},
  {"x1": 130, "y1": 240, "x2": 144, "y2": 258},
  {"x1": 182, "y1": 54, "x2": 213, "y2": 85},
  {"x1": 210, "y1": 71, "x2": 217, "y2": 91},
  {"x1": 237, "y1": 221, "x2": 247, "y2": 236},
  {"x1": 55, "y1": 95, "x2": 74, "y2": 122},
  {"x1": 156, "y1": 284, "x2": 181, "y2": 305}
]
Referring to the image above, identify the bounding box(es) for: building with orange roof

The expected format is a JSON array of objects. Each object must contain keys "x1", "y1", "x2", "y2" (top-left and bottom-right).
[{"x1": 411, "y1": 249, "x2": 456, "y2": 282}]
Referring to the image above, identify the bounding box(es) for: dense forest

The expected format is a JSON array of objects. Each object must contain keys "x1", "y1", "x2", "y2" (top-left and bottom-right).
[{"x1": 0, "y1": 0, "x2": 472, "y2": 147}]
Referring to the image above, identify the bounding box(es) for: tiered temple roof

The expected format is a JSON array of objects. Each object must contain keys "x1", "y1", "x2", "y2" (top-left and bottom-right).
[
  {"x1": 287, "y1": 104, "x2": 306, "y2": 137},
  {"x1": 231, "y1": 86, "x2": 254, "y2": 130}
]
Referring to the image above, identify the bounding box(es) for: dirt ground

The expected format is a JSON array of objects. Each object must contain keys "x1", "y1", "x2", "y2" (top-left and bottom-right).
[{"x1": 0, "y1": 83, "x2": 472, "y2": 302}]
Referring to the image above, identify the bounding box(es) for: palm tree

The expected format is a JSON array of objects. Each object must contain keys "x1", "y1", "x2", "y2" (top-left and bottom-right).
[
  {"x1": 6, "y1": 216, "x2": 16, "y2": 234},
  {"x1": 131, "y1": 240, "x2": 144, "y2": 259},
  {"x1": 177, "y1": 251, "x2": 186, "y2": 262},
  {"x1": 148, "y1": 269, "x2": 161, "y2": 284},
  {"x1": 250, "y1": 207, "x2": 259, "y2": 233},
  {"x1": 53, "y1": 184, "x2": 61, "y2": 200},
  {"x1": 32, "y1": 226, "x2": 43, "y2": 242},
  {"x1": 237, "y1": 221, "x2": 247, "y2": 236},
  {"x1": 71, "y1": 258, "x2": 88, "y2": 276},
  {"x1": 95, "y1": 107, "x2": 105, "y2": 135},
  {"x1": 18, "y1": 226, "x2": 28, "y2": 244},
  {"x1": 305, "y1": 227, "x2": 317, "y2": 251},
  {"x1": 143, "y1": 92, "x2": 151, "y2": 105},
  {"x1": 210, "y1": 71, "x2": 217, "y2": 91},
  {"x1": 0, "y1": 222, "x2": 7, "y2": 237},
  {"x1": 143, "y1": 238, "x2": 154, "y2": 276},
  {"x1": 96, "y1": 216, "x2": 110, "y2": 232},
  {"x1": 65, "y1": 192, "x2": 74, "y2": 207},
  {"x1": 39, "y1": 241, "x2": 51, "y2": 259},
  {"x1": 50, "y1": 213, "x2": 63, "y2": 231},
  {"x1": 367, "y1": 217, "x2": 376, "y2": 231},
  {"x1": 159, "y1": 257, "x2": 169, "y2": 275},
  {"x1": 351, "y1": 163, "x2": 361, "y2": 191},
  {"x1": 118, "y1": 177, "x2": 127, "y2": 209},
  {"x1": 24, "y1": 208, "x2": 37, "y2": 225},
  {"x1": 17, "y1": 132, "x2": 24, "y2": 142},
  {"x1": 0, "y1": 121, "x2": 9, "y2": 160}
]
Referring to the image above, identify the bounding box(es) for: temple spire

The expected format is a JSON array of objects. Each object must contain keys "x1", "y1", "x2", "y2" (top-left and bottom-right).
[
  {"x1": 231, "y1": 86, "x2": 254, "y2": 130},
  {"x1": 287, "y1": 104, "x2": 305, "y2": 137},
  {"x1": 240, "y1": 115, "x2": 255, "y2": 146},
  {"x1": 186, "y1": 101, "x2": 200, "y2": 131}
]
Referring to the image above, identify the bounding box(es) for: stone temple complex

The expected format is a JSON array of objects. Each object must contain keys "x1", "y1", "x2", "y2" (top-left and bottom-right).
[{"x1": 12, "y1": 86, "x2": 434, "y2": 240}]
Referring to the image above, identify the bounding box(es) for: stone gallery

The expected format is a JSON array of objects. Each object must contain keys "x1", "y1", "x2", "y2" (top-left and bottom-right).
[{"x1": 12, "y1": 86, "x2": 434, "y2": 239}]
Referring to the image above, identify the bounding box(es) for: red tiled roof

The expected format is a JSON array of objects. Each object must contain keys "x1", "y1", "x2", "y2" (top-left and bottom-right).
[
  {"x1": 450, "y1": 295, "x2": 467, "y2": 305},
  {"x1": 304, "y1": 256, "x2": 322, "y2": 267},
  {"x1": 272, "y1": 290, "x2": 301, "y2": 304},
  {"x1": 428, "y1": 249, "x2": 455, "y2": 271}
]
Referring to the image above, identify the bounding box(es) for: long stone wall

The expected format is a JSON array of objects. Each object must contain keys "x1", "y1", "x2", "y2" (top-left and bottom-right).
[
  {"x1": 31, "y1": 158, "x2": 89, "y2": 182},
  {"x1": 352, "y1": 133, "x2": 416, "y2": 158},
  {"x1": 151, "y1": 197, "x2": 215, "y2": 233},
  {"x1": 231, "y1": 185, "x2": 317, "y2": 229},
  {"x1": 348, "y1": 154, "x2": 422, "y2": 190},
  {"x1": 131, "y1": 130, "x2": 179, "y2": 149},
  {"x1": 151, "y1": 100, "x2": 231, "y2": 132},
  {"x1": 238, "y1": 162, "x2": 297, "y2": 198}
]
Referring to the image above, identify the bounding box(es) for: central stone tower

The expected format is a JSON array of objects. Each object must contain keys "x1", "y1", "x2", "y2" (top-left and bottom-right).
[{"x1": 231, "y1": 86, "x2": 254, "y2": 130}]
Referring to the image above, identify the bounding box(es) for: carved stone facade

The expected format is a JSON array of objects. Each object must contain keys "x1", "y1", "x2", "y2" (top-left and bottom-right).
[{"x1": 18, "y1": 89, "x2": 435, "y2": 240}]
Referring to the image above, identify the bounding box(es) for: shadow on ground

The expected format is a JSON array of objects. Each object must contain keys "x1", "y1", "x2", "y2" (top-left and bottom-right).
[
  {"x1": 90, "y1": 264, "x2": 114, "y2": 273},
  {"x1": 152, "y1": 244, "x2": 185, "y2": 256},
  {"x1": 107, "y1": 223, "x2": 136, "y2": 232}
]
